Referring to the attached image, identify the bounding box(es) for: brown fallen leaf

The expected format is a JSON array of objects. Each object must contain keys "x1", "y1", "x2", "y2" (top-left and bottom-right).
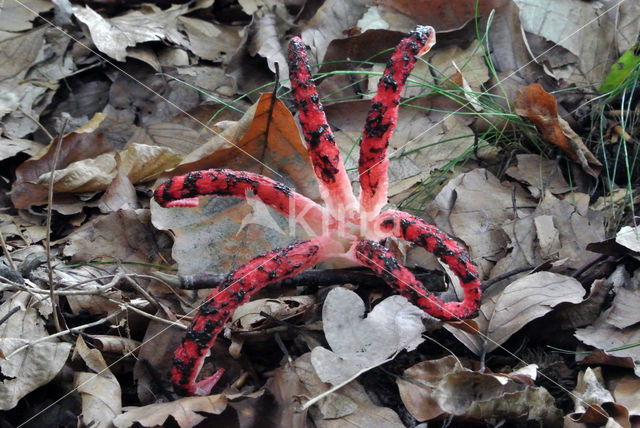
[
  {"x1": 514, "y1": 83, "x2": 601, "y2": 176},
  {"x1": 0, "y1": 296, "x2": 73, "y2": 411},
  {"x1": 310, "y1": 288, "x2": 427, "y2": 385},
  {"x1": 10, "y1": 112, "x2": 113, "y2": 209},
  {"x1": 294, "y1": 353, "x2": 405, "y2": 427},
  {"x1": 566, "y1": 367, "x2": 631, "y2": 428},
  {"x1": 73, "y1": 336, "x2": 122, "y2": 426},
  {"x1": 151, "y1": 93, "x2": 318, "y2": 275},
  {"x1": 112, "y1": 394, "x2": 229, "y2": 428},
  {"x1": 446, "y1": 271, "x2": 585, "y2": 354},
  {"x1": 505, "y1": 154, "x2": 571, "y2": 198},
  {"x1": 397, "y1": 355, "x2": 563, "y2": 426}
]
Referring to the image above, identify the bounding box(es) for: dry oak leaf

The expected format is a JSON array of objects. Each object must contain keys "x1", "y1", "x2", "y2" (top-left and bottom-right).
[
  {"x1": 113, "y1": 395, "x2": 228, "y2": 428},
  {"x1": 311, "y1": 287, "x2": 427, "y2": 385},
  {"x1": 72, "y1": 336, "x2": 122, "y2": 427},
  {"x1": 397, "y1": 355, "x2": 562, "y2": 426},
  {"x1": 446, "y1": 271, "x2": 585, "y2": 354},
  {"x1": 514, "y1": 83, "x2": 601, "y2": 176},
  {"x1": 0, "y1": 301, "x2": 72, "y2": 410}
]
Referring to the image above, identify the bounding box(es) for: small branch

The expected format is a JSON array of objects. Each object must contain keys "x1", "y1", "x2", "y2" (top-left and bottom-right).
[
  {"x1": 0, "y1": 231, "x2": 16, "y2": 270},
  {"x1": 174, "y1": 267, "x2": 447, "y2": 292},
  {"x1": 108, "y1": 298, "x2": 187, "y2": 330},
  {"x1": 298, "y1": 352, "x2": 399, "y2": 412},
  {"x1": 5, "y1": 308, "x2": 126, "y2": 360},
  {"x1": 17, "y1": 106, "x2": 54, "y2": 140},
  {"x1": 46, "y1": 117, "x2": 68, "y2": 333}
]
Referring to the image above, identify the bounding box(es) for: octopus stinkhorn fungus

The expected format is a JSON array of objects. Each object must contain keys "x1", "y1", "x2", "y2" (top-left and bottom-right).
[{"x1": 154, "y1": 26, "x2": 482, "y2": 396}]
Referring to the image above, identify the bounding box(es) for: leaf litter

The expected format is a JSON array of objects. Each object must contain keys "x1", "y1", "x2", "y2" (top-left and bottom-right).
[{"x1": 0, "y1": 0, "x2": 639, "y2": 426}]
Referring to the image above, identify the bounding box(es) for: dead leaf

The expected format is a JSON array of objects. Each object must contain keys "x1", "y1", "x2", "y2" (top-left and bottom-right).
[
  {"x1": 37, "y1": 143, "x2": 182, "y2": 193},
  {"x1": 0, "y1": 137, "x2": 43, "y2": 160},
  {"x1": 0, "y1": 298, "x2": 72, "y2": 410},
  {"x1": 613, "y1": 375, "x2": 640, "y2": 416},
  {"x1": 616, "y1": 226, "x2": 640, "y2": 253},
  {"x1": 0, "y1": 27, "x2": 45, "y2": 81},
  {"x1": 0, "y1": 0, "x2": 53, "y2": 32},
  {"x1": 11, "y1": 113, "x2": 113, "y2": 208},
  {"x1": 397, "y1": 355, "x2": 563, "y2": 426},
  {"x1": 447, "y1": 272, "x2": 585, "y2": 354},
  {"x1": 177, "y1": 16, "x2": 246, "y2": 64},
  {"x1": 422, "y1": 168, "x2": 534, "y2": 278},
  {"x1": 294, "y1": 353, "x2": 405, "y2": 427},
  {"x1": 506, "y1": 154, "x2": 571, "y2": 198},
  {"x1": 514, "y1": 83, "x2": 601, "y2": 176},
  {"x1": 62, "y1": 209, "x2": 162, "y2": 271},
  {"x1": 310, "y1": 288, "x2": 426, "y2": 385},
  {"x1": 73, "y1": 336, "x2": 122, "y2": 427},
  {"x1": 113, "y1": 394, "x2": 229, "y2": 428},
  {"x1": 249, "y1": 12, "x2": 287, "y2": 77},
  {"x1": 567, "y1": 367, "x2": 631, "y2": 428},
  {"x1": 73, "y1": 4, "x2": 189, "y2": 62},
  {"x1": 300, "y1": 0, "x2": 371, "y2": 66},
  {"x1": 231, "y1": 296, "x2": 315, "y2": 330},
  {"x1": 513, "y1": 0, "x2": 617, "y2": 85},
  {"x1": 151, "y1": 94, "x2": 318, "y2": 274}
]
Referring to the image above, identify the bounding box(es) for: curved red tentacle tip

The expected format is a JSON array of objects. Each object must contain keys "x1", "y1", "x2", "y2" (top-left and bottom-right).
[
  {"x1": 415, "y1": 25, "x2": 436, "y2": 57},
  {"x1": 193, "y1": 368, "x2": 225, "y2": 396},
  {"x1": 162, "y1": 197, "x2": 200, "y2": 208}
]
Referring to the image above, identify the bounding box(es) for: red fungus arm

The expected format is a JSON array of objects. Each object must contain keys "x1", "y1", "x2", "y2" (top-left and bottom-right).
[
  {"x1": 371, "y1": 210, "x2": 482, "y2": 319},
  {"x1": 154, "y1": 169, "x2": 328, "y2": 235},
  {"x1": 172, "y1": 236, "x2": 334, "y2": 395},
  {"x1": 351, "y1": 238, "x2": 479, "y2": 321},
  {"x1": 288, "y1": 37, "x2": 358, "y2": 217},
  {"x1": 358, "y1": 26, "x2": 436, "y2": 216}
]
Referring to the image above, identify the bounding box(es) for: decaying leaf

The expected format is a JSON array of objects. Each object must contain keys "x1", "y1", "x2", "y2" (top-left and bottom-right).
[
  {"x1": 615, "y1": 226, "x2": 640, "y2": 253},
  {"x1": 566, "y1": 367, "x2": 632, "y2": 428},
  {"x1": 0, "y1": 298, "x2": 72, "y2": 410},
  {"x1": 506, "y1": 154, "x2": 571, "y2": 198},
  {"x1": 151, "y1": 93, "x2": 317, "y2": 274},
  {"x1": 424, "y1": 168, "x2": 534, "y2": 278},
  {"x1": 62, "y1": 209, "x2": 163, "y2": 272},
  {"x1": 311, "y1": 287, "x2": 427, "y2": 385},
  {"x1": 113, "y1": 395, "x2": 229, "y2": 428},
  {"x1": 447, "y1": 272, "x2": 585, "y2": 354},
  {"x1": 575, "y1": 269, "x2": 640, "y2": 377},
  {"x1": 514, "y1": 83, "x2": 601, "y2": 176},
  {"x1": 73, "y1": 4, "x2": 189, "y2": 62},
  {"x1": 294, "y1": 353, "x2": 405, "y2": 427},
  {"x1": 73, "y1": 336, "x2": 122, "y2": 427},
  {"x1": 397, "y1": 355, "x2": 563, "y2": 426},
  {"x1": 36, "y1": 143, "x2": 182, "y2": 193}
]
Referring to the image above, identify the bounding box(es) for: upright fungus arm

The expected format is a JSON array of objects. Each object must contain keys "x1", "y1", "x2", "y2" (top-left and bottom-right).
[
  {"x1": 358, "y1": 26, "x2": 435, "y2": 216},
  {"x1": 288, "y1": 37, "x2": 359, "y2": 217}
]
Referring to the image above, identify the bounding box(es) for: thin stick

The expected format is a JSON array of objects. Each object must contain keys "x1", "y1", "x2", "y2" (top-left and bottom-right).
[
  {"x1": 298, "y1": 352, "x2": 399, "y2": 411},
  {"x1": 18, "y1": 106, "x2": 54, "y2": 140},
  {"x1": 5, "y1": 308, "x2": 126, "y2": 359},
  {"x1": 0, "y1": 231, "x2": 16, "y2": 270},
  {"x1": 45, "y1": 117, "x2": 69, "y2": 333}
]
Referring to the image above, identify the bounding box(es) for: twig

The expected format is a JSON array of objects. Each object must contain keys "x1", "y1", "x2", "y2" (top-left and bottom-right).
[
  {"x1": 0, "y1": 231, "x2": 16, "y2": 270},
  {"x1": 108, "y1": 298, "x2": 187, "y2": 330},
  {"x1": 45, "y1": 117, "x2": 69, "y2": 332},
  {"x1": 17, "y1": 106, "x2": 54, "y2": 140},
  {"x1": 481, "y1": 266, "x2": 533, "y2": 291},
  {"x1": 175, "y1": 267, "x2": 447, "y2": 292},
  {"x1": 298, "y1": 352, "x2": 399, "y2": 411},
  {"x1": 5, "y1": 308, "x2": 126, "y2": 360}
]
